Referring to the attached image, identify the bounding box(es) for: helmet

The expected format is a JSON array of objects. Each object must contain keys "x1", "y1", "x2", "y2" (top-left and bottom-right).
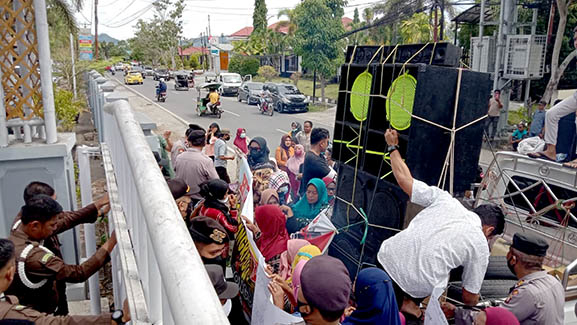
[{"x1": 159, "y1": 78, "x2": 165, "y2": 82}]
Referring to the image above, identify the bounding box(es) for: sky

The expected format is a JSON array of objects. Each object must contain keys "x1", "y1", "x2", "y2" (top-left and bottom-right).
[{"x1": 76, "y1": 0, "x2": 379, "y2": 41}]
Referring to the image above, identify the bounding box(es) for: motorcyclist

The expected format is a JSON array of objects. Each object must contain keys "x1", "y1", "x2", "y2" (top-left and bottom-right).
[
  {"x1": 259, "y1": 87, "x2": 272, "y2": 110},
  {"x1": 156, "y1": 78, "x2": 167, "y2": 98},
  {"x1": 207, "y1": 88, "x2": 220, "y2": 112}
]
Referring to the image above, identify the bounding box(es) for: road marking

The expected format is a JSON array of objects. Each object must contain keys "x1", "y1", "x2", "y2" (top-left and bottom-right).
[
  {"x1": 276, "y1": 128, "x2": 289, "y2": 134},
  {"x1": 223, "y1": 110, "x2": 240, "y2": 117},
  {"x1": 114, "y1": 79, "x2": 190, "y2": 126}
]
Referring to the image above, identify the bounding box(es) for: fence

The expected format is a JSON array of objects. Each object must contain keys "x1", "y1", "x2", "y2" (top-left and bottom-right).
[{"x1": 86, "y1": 72, "x2": 229, "y2": 324}]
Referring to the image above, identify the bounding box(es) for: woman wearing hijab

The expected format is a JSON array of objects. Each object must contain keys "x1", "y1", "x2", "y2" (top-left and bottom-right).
[
  {"x1": 342, "y1": 267, "x2": 402, "y2": 325},
  {"x1": 291, "y1": 244, "x2": 321, "y2": 271},
  {"x1": 259, "y1": 188, "x2": 280, "y2": 206},
  {"x1": 278, "y1": 239, "x2": 310, "y2": 281},
  {"x1": 247, "y1": 137, "x2": 272, "y2": 170},
  {"x1": 286, "y1": 178, "x2": 329, "y2": 234},
  {"x1": 233, "y1": 128, "x2": 249, "y2": 155},
  {"x1": 289, "y1": 122, "x2": 302, "y2": 142},
  {"x1": 204, "y1": 122, "x2": 220, "y2": 160},
  {"x1": 323, "y1": 176, "x2": 337, "y2": 206},
  {"x1": 276, "y1": 135, "x2": 295, "y2": 171},
  {"x1": 286, "y1": 144, "x2": 305, "y2": 200},
  {"x1": 196, "y1": 179, "x2": 239, "y2": 236},
  {"x1": 248, "y1": 205, "x2": 290, "y2": 274}
]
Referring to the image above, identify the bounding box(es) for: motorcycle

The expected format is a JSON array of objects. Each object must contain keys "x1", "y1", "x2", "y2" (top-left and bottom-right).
[
  {"x1": 156, "y1": 84, "x2": 167, "y2": 102},
  {"x1": 257, "y1": 97, "x2": 274, "y2": 116}
]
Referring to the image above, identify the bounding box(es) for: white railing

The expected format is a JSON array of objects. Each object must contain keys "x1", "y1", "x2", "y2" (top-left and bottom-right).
[{"x1": 87, "y1": 73, "x2": 229, "y2": 324}]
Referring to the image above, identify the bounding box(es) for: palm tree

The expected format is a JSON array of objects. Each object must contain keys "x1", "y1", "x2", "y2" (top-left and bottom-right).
[
  {"x1": 47, "y1": 0, "x2": 83, "y2": 35},
  {"x1": 275, "y1": 8, "x2": 297, "y2": 36}
]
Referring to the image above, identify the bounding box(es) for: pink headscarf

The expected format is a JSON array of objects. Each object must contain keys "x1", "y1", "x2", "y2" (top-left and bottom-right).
[
  {"x1": 234, "y1": 128, "x2": 248, "y2": 154},
  {"x1": 278, "y1": 239, "x2": 310, "y2": 280},
  {"x1": 484, "y1": 307, "x2": 520, "y2": 325},
  {"x1": 287, "y1": 144, "x2": 305, "y2": 175},
  {"x1": 291, "y1": 259, "x2": 308, "y2": 302}
]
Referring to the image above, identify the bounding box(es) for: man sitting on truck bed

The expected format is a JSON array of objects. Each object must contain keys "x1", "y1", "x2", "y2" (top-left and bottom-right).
[{"x1": 378, "y1": 129, "x2": 505, "y2": 320}]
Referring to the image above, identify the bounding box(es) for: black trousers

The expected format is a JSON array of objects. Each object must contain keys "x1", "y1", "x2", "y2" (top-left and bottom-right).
[{"x1": 216, "y1": 166, "x2": 231, "y2": 184}]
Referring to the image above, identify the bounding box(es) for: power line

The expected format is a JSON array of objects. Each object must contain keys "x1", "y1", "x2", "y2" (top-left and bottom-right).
[
  {"x1": 101, "y1": 4, "x2": 155, "y2": 28},
  {"x1": 103, "y1": 0, "x2": 139, "y2": 25}
]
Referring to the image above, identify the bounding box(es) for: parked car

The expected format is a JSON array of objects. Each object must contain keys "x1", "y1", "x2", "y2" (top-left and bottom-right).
[
  {"x1": 266, "y1": 83, "x2": 309, "y2": 113},
  {"x1": 218, "y1": 73, "x2": 243, "y2": 96},
  {"x1": 124, "y1": 71, "x2": 143, "y2": 85},
  {"x1": 154, "y1": 68, "x2": 170, "y2": 81},
  {"x1": 115, "y1": 63, "x2": 124, "y2": 71},
  {"x1": 237, "y1": 82, "x2": 264, "y2": 105},
  {"x1": 205, "y1": 72, "x2": 217, "y2": 83},
  {"x1": 143, "y1": 66, "x2": 155, "y2": 76}
]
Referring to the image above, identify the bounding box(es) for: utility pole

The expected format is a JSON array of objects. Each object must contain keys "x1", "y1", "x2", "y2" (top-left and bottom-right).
[
  {"x1": 439, "y1": 0, "x2": 445, "y2": 40},
  {"x1": 94, "y1": 0, "x2": 99, "y2": 60},
  {"x1": 433, "y1": 3, "x2": 438, "y2": 42},
  {"x1": 69, "y1": 33, "x2": 77, "y2": 99},
  {"x1": 208, "y1": 15, "x2": 211, "y2": 42}
]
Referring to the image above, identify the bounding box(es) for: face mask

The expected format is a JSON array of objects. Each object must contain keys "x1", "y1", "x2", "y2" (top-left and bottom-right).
[
  {"x1": 240, "y1": 133, "x2": 246, "y2": 139},
  {"x1": 219, "y1": 196, "x2": 229, "y2": 204},
  {"x1": 250, "y1": 148, "x2": 260, "y2": 156},
  {"x1": 507, "y1": 256, "x2": 516, "y2": 275}
]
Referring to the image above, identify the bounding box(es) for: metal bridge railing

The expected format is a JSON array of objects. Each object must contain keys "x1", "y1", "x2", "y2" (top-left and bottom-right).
[{"x1": 87, "y1": 72, "x2": 229, "y2": 325}]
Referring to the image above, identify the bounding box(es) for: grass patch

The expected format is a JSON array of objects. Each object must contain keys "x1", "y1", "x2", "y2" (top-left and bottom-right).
[
  {"x1": 308, "y1": 103, "x2": 331, "y2": 112},
  {"x1": 254, "y1": 76, "x2": 339, "y2": 100}
]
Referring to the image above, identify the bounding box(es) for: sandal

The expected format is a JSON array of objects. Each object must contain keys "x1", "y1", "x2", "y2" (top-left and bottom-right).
[{"x1": 527, "y1": 152, "x2": 556, "y2": 162}]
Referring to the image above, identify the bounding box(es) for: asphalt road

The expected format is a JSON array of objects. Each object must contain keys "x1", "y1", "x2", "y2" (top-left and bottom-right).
[{"x1": 111, "y1": 73, "x2": 335, "y2": 148}]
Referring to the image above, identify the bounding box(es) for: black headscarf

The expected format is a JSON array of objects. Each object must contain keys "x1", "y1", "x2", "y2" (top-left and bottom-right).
[
  {"x1": 199, "y1": 179, "x2": 237, "y2": 227},
  {"x1": 247, "y1": 137, "x2": 271, "y2": 169}
]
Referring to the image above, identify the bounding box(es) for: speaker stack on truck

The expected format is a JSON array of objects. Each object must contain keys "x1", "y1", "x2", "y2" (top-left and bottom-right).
[{"x1": 328, "y1": 44, "x2": 493, "y2": 279}]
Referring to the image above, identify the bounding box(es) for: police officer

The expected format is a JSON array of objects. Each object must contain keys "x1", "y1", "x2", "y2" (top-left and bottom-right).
[
  {"x1": 7, "y1": 195, "x2": 116, "y2": 315},
  {"x1": 15, "y1": 181, "x2": 110, "y2": 315},
  {"x1": 444, "y1": 232, "x2": 564, "y2": 324},
  {"x1": 0, "y1": 238, "x2": 129, "y2": 324}
]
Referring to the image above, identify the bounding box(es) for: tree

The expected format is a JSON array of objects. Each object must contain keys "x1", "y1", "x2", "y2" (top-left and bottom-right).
[
  {"x1": 229, "y1": 56, "x2": 260, "y2": 76},
  {"x1": 293, "y1": 0, "x2": 344, "y2": 104},
  {"x1": 399, "y1": 12, "x2": 434, "y2": 44},
  {"x1": 258, "y1": 65, "x2": 278, "y2": 81},
  {"x1": 47, "y1": 0, "x2": 83, "y2": 36},
  {"x1": 542, "y1": 0, "x2": 577, "y2": 103},
  {"x1": 253, "y1": 0, "x2": 268, "y2": 34}
]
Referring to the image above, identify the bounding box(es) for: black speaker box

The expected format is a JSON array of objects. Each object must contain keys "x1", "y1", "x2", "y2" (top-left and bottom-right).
[
  {"x1": 328, "y1": 164, "x2": 408, "y2": 279},
  {"x1": 556, "y1": 112, "x2": 576, "y2": 161},
  {"x1": 345, "y1": 43, "x2": 462, "y2": 67},
  {"x1": 333, "y1": 63, "x2": 491, "y2": 193}
]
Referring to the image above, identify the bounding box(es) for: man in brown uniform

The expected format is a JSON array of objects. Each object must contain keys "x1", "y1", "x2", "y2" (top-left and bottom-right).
[
  {"x1": 0, "y1": 238, "x2": 129, "y2": 324},
  {"x1": 14, "y1": 181, "x2": 110, "y2": 315},
  {"x1": 7, "y1": 195, "x2": 117, "y2": 314}
]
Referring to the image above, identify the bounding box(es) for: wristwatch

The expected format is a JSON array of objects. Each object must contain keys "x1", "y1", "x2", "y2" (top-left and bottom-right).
[
  {"x1": 386, "y1": 145, "x2": 399, "y2": 154},
  {"x1": 112, "y1": 310, "x2": 125, "y2": 325}
]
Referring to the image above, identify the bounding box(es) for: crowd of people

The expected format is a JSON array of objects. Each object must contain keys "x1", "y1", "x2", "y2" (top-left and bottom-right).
[{"x1": 0, "y1": 116, "x2": 569, "y2": 325}]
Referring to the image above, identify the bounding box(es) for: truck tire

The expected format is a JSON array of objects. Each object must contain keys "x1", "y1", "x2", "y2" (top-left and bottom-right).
[
  {"x1": 447, "y1": 279, "x2": 517, "y2": 302},
  {"x1": 484, "y1": 256, "x2": 517, "y2": 280}
]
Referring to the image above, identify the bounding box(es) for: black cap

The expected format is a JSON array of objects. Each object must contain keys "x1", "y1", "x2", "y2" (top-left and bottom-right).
[
  {"x1": 300, "y1": 255, "x2": 351, "y2": 313},
  {"x1": 512, "y1": 233, "x2": 549, "y2": 257},
  {"x1": 205, "y1": 265, "x2": 239, "y2": 300},
  {"x1": 153, "y1": 151, "x2": 168, "y2": 167},
  {"x1": 189, "y1": 216, "x2": 229, "y2": 245}
]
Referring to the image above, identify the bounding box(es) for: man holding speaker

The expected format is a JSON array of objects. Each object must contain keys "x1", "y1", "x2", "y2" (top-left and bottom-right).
[{"x1": 377, "y1": 129, "x2": 505, "y2": 320}]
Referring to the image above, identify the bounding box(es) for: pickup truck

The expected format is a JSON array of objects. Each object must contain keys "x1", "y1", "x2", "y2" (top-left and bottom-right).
[{"x1": 449, "y1": 152, "x2": 577, "y2": 323}]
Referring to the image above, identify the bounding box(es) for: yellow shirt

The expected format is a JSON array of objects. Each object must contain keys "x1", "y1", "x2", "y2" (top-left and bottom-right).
[{"x1": 209, "y1": 92, "x2": 219, "y2": 104}]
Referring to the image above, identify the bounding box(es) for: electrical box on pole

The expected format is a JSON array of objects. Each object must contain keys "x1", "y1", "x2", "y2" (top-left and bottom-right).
[
  {"x1": 470, "y1": 36, "x2": 497, "y2": 73},
  {"x1": 503, "y1": 35, "x2": 547, "y2": 80}
]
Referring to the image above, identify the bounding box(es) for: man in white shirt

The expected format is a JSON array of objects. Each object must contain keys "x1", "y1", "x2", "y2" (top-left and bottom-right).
[{"x1": 377, "y1": 129, "x2": 505, "y2": 320}]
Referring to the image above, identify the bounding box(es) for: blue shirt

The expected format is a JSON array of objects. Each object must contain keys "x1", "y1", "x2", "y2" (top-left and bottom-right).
[
  {"x1": 512, "y1": 129, "x2": 528, "y2": 141},
  {"x1": 529, "y1": 110, "x2": 546, "y2": 137}
]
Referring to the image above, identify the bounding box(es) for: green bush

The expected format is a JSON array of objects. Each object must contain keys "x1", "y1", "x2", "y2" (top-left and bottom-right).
[
  {"x1": 189, "y1": 55, "x2": 200, "y2": 70},
  {"x1": 229, "y1": 56, "x2": 260, "y2": 76},
  {"x1": 54, "y1": 87, "x2": 83, "y2": 131},
  {"x1": 257, "y1": 65, "x2": 278, "y2": 81}
]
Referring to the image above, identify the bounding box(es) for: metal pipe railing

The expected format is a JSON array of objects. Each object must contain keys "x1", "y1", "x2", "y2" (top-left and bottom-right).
[
  {"x1": 100, "y1": 88, "x2": 228, "y2": 323},
  {"x1": 0, "y1": 68, "x2": 7, "y2": 147}
]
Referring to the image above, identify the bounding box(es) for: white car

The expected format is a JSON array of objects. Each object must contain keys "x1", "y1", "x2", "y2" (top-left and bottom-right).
[{"x1": 218, "y1": 73, "x2": 242, "y2": 96}]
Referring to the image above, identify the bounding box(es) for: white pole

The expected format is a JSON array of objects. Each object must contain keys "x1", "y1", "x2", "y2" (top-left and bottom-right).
[
  {"x1": 70, "y1": 33, "x2": 77, "y2": 100},
  {"x1": 77, "y1": 146, "x2": 102, "y2": 315},
  {"x1": 33, "y1": 0, "x2": 57, "y2": 144},
  {"x1": 0, "y1": 69, "x2": 7, "y2": 147}
]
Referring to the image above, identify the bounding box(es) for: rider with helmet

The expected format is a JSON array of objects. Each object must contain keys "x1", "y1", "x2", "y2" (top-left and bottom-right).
[{"x1": 156, "y1": 78, "x2": 167, "y2": 98}]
